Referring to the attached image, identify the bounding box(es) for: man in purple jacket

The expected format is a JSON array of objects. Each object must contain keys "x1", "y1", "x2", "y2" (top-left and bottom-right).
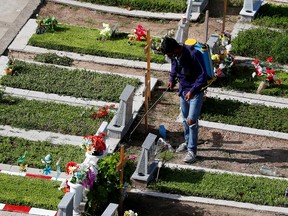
[{"x1": 161, "y1": 37, "x2": 207, "y2": 163}]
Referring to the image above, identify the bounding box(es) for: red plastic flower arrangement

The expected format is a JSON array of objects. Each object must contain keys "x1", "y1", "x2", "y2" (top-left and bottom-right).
[
  {"x1": 252, "y1": 57, "x2": 281, "y2": 86},
  {"x1": 82, "y1": 132, "x2": 106, "y2": 156},
  {"x1": 134, "y1": 25, "x2": 147, "y2": 41},
  {"x1": 91, "y1": 104, "x2": 115, "y2": 119}
]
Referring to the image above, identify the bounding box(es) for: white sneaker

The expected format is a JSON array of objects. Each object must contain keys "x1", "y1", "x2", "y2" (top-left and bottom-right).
[
  {"x1": 183, "y1": 151, "x2": 196, "y2": 163},
  {"x1": 176, "y1": 142, "x2": 187, "y2": 153}
]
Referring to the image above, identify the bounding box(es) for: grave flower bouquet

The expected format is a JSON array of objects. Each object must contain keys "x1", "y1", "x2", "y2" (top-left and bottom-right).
[
  {"x1": 99, "y1": 23, "x2": 112, "y2": 41},
  {"x1": 252, "y1": 57, "x2": 281, "y2": 93},
  {"x1": 252, "y1": 57, "x2": 281, "y2": 85},
  {"x1": 82, "y1": 133, "x2": 106, "y2": 156},
  {"x1": 65, "y1": 161, "x2": 96, "y2": 189}
]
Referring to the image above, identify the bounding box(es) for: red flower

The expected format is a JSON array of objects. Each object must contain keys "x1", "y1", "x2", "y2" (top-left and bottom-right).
[
  {"x1": 65, "y1": 162, "x2": 78, "y2": 174},
  {"x1": 267, "y1": 57, "x2": 273, "y2": 63},
  {"x1": 277, "y1": 79, "x2": 282, "y2": 85},
  {"x1": 253, "y1": 59, "x2": 259, "y2": 64},
  {"x1": 266, "y1": 68, "x2": 275, "y2": 75},
  {"x1": 84, "y1": 134, "x2": 106, "y2": 153}
]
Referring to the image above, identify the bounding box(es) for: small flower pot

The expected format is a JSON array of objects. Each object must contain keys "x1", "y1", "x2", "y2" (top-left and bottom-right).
[
  {"x1": 4, "y1": 69, "x2": 13, "y2": 76},
  {"x1": 256, "y1": 81, "x2": 268, "y2": 94}
]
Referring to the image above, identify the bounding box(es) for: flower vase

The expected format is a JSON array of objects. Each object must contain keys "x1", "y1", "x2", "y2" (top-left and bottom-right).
[
  {"x1": 84, "y1": 152, "x2": 103, "y2": 166},
  {"x1": 68, "y1": 180, "x2": 84, "y2": 216},
  {"x1": 256, "y1": 81, "x2": 268, "y2": 94}
]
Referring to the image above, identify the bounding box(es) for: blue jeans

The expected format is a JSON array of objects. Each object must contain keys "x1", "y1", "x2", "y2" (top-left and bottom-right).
[{"x1": 180, "y1": 91, "x2": 204, "y2": 154}]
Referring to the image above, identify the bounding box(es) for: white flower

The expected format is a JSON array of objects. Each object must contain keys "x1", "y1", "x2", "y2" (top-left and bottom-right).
[{"x1": 252, "y1": 72, "x2": 256, "y2": 78}]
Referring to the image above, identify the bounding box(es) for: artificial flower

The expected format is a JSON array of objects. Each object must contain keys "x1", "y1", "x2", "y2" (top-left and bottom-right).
[
  {"x1": 82, "y1": 133, "x2": 106, "y2": 155},
  {"x1": 65, "y1": 162, "x2": 97, "y2": 188}
]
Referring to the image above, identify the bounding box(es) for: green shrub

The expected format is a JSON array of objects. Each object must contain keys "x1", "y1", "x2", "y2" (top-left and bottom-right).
[
  {"x1": 28, "y1": 24, "x2": 165, "y2": 63},
  {"x1": 34, "y1": 53, "x2": 74, "y2": 66},
  {"x1": 151, "y1": 167, "x2": 288, "y2": 207},
  {"x1": 0, "y1": 136, "x2": 85, "y2": 170},
  {"x1": 232, "y1": 28, "x2": 288, "y2": 64},
  {"x1": 0, "y1": 96, "x2": 113, "y2": 136},
  {"x1": 0, "y1": 60, "x2": 141, "y2": 102},
  {"x1": 78, "y1": 0, "x2": 186, "y2": 13},
  {"x1": 85, "y1": 152, "x2": 136, "y2": 215},
  {"x1": 0, "y1": 173, "x2": 62, "y2": 210}
]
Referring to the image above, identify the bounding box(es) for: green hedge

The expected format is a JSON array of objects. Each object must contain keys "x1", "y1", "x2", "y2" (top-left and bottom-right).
[
  {"x1": 77, "y1": 0, "x2": 186, "y2": 13},
  {"x1": 0, "y1": 173, "x2": 62, "y2": 210},
  {"x1": 151, "y1": 168, "x2": 288, "y2": 207},
  {"x1": 232, "y1": 28, "x2": 288, "y2": 64},
  {"x1": 0, "y1": 96, "x2": 113, "y2": 136},
  {"x1": 0, "y1": 60, "x2": 141, "y2": 102},
  {"x1": 28, "y1": 24, "x2": 165, "y2": 63},
  {"x1": 0, "y1": 136, "x2": 85, "y2": 170},
  {"x1": 253, "y1": 3, "x2": 288, "y2": 29},
  {"x1": 201, "y1": 97, "x2": 288, "y2": 133}
]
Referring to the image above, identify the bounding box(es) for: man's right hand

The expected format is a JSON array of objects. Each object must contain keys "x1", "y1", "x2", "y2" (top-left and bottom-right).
[{"x1": 168, "y1": 82, "x2": 175, "y2": 90}]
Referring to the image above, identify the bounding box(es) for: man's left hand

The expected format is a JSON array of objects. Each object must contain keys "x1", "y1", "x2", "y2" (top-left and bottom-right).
[{"x1": 185, "y1": 92, "x2": 193, "y2": 101}]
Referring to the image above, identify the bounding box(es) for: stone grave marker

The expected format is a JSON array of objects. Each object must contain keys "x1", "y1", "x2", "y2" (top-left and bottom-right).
[
  {"x1": 57, "y1": 192, "x2": 74, "y2": 216},
  {"x1": 107, "y1": 85, "x2": 135, "y2": 139},
  {"x1": 131, "y1": 133, "x2": 158, "y2": 184},
  {"x1": 240, "y1": 0, "x2": 263, "y2": 22}
]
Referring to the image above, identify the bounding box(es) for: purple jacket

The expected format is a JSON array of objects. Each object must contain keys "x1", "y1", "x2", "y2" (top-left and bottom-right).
[{"x1": 169, "y1": 45, "x2": 207, "y2": 96}]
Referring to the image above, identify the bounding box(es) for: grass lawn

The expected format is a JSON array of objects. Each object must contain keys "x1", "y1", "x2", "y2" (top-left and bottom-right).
[{"x1": 28, "y1": 24, "x2": 165, "y2": 63}]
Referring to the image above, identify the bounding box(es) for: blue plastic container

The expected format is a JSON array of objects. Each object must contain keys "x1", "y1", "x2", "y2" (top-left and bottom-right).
[{"x1": 185, "y1": 38, "x2": 214, "y2": 79}]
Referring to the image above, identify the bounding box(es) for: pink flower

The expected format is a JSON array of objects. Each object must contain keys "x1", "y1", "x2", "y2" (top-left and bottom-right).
[
  {"x1": 277, "y1": 79, "x2": 282, "y2": 85},
  {"x1": 253, "y1": 59, "x2": 259, "y2": 65}
]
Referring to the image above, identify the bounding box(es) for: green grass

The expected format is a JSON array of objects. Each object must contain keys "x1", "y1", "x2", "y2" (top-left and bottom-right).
[
  {"x1": 212, "y1": 65, "x2": 288, "y2": 98},
  {"x1": 151, "y1": 168, "x2": 288, "y2": 207},
  {"x1": 0, "y1": 60, "x2": 141, "y2": 102},
  {"x1": 253, "y1": 3, "x2": 288, "y2": 29},
  {"x1": 28, "y1": 24, "x2": 165, "y2": 63},
  {"x1": 201, "y1": 97, "x2": 288, "y2": 133},
  {"x1": 0, "y1": 173, "x2": 62, "y2": 210},
  {"x1": 0, "y1": 136, "x2": 85, "y2": 171},
  {"x1": 232, "y1": 28, "x2": 288, "y2": 64},
  {"x1": 0, "y1": 96, "x2": 113, "y2": 136}
]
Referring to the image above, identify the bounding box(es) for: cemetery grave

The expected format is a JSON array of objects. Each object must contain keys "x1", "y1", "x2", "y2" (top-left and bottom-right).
[{"x1": 1, "y1": 0, "x2": 285, "y2": 215}]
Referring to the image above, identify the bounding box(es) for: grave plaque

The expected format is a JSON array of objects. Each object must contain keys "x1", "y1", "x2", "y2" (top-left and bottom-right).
[
  {"x1": 107, "y1": 85, "x2": 135, "y2": 139},
  {"x1": 132, "y1": 133, "x2": 159, "y2": 184}
]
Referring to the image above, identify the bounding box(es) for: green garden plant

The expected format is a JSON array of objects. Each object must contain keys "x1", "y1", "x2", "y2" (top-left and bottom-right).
[
  {"x1": 28, "y1": 24, "x2": 165, "y2": 63},
  {"x1": 85, "y1": 152, "x2": 136, "y2": 215},
  {"x1": 0, "y1": 60, "x2": 141, "y2": 101},
  {"x1": 0, "y1": 173, "x2": 62, "y2": 210},
  {"x1": 151, "y1": 167, "x2": 288, "y2": 207}
]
